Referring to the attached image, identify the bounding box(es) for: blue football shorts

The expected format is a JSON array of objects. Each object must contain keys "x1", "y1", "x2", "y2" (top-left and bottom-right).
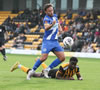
[{"x1": 41, "y1": 40, "x2": 64, "y2": 54}]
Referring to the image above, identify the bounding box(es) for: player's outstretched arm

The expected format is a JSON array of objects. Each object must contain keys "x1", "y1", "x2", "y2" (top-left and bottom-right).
[
  {"x1": 76, "y1": 73, "x2": 83, "y2": 80},
  {"x1": 56, "y1": 72, "x2": 75, "y2": 80},
  {"x1": 56, "y1": 66, "x2": 75, "y2": 80}
]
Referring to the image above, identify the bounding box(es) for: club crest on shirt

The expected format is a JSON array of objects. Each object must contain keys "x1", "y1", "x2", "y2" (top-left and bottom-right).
[{"x1": 43, "y1": 48, "x2": 47, "y2": 52}]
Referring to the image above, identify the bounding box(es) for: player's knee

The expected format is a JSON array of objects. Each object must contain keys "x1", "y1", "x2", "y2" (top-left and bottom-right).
[
  {"x1": 0, "y1": 47, "x2": 3, "y2": 50},
  {"x1": 62, "y1": 57, "x2": 65, "y2": 62},
  {"x1": 40, "y1": 57, "x2": 47, "y2": 62},
  {"x1": 60, "y1": 56, "x2": 65, "y2": 62}
]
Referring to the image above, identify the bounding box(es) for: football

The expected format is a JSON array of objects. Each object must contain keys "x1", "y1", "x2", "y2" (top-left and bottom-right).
[{"x1": 63, "y1": 37, "x2": 74, "y2": 47}]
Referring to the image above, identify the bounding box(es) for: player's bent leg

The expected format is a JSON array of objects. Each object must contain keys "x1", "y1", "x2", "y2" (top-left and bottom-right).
[
  {"x1": 43, "y1": 52, "x2": 65, "y2": 78},
  {"x1": 40, "y1": 53, "x2": 48, "y2": 62},
  {"x1": 54, "y1": 51, "x2": 65, "y2": 62},
  {"x1": 49, "y1": 51, "x2": 65, "y2": 69},
  {"x1": 20, "y1": 65, "x2": 30, "y2": 73}
]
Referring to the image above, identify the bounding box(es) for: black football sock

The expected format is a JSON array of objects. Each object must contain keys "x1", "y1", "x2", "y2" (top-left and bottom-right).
[{"x1": 0, "y1": 49, "x2": 6, "y2": 57}]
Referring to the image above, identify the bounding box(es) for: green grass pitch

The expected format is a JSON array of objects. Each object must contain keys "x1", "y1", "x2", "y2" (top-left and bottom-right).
[{"x1": 0, "y1": 54, "x2": 100, "y2": 90}]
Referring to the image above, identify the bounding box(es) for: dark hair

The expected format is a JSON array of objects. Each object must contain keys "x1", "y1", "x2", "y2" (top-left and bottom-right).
[
  {"x1": 70, "y1": 57, "x2": 78, "y2": 63},
  {"x1": 44, "y1": 3, "x2": 53, "y2": 11}
]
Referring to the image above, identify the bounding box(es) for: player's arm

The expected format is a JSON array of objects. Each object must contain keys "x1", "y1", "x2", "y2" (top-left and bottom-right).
[
  {"x1": 4, "y1": 31, "x2": 8, "y2": 40},
  {"x1": 44, "y1": 20, "x2": 56, "y2": 30},
  {"x1": 56, "y1": 73, "x2": 74, "y2": 80},
  {"x1": 56, "y1": 66, "x2": 70, "y2": 80},
  {"x1": 56, "y1": 66, "x2": 75, "y2": 80},
  {"x1": 56, "y1": 72, "x2": 63, "y2": 79},
  {"x1": 76, "y1": 72, "x2": 83, "y2": 80},
  {"x1": 56, "y1": 72, "x2": 74, "y2": 80},
  {"x1": 4, "y1": 26, "x2": 9, "y2": 40},
  {"x1": 58, "y1": 23, "x2": 63, "y2": 34},
  {"x1": 76, "y1": 67, "x2": 83, "y2": 80}
]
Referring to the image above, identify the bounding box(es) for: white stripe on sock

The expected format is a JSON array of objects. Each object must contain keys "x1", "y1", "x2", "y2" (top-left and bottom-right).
[{"x1": 18, "y1": 64, "x2": 22, "y2": 68}]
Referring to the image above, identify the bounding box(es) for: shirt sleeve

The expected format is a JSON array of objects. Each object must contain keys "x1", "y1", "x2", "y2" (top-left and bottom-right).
[
  {"x1": 43, "y1": 17, "x2": 50, "y2": 24},
  {"x1": 59, "y1": 66, "x2": 65, "y2": 74}
]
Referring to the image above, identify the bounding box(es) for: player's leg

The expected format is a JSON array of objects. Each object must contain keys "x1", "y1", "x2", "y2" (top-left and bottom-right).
[
  {"x1": 2, "y1": 46, "x2": 7, "y2": 61},
  {"x1": 43, "y1": 51, "x2": 65, "y2": 78},
  {"x1": 41, "y1": 62, "x2": 48, "y2": 69},
  {"x1": 0, "y1": 41, "x2": 7, "y2": 61},
  {"x1": 10, "y1": 62, "x2": 42, "y2": 77},
  {"x1": 10, "y1": 62, "x2": 30, "y2": 73},
  {"x1": 33, "y1": 54, "x2": 48, "y2": 70},
  {"x1": 48, "y1": 42, "x2": 65, "y2": 69},
  {"x1": 49, "y1": 51, "x2": 65, "y2": 69},
  {"x1": 0, "y1": 47, "x2": 6, "y2": 61},
  {"x1": 35, "y1": 57, "x2": 48, "y2": 69},
  {"x1": 43, "y1": 42, "x2": 65, "y2": 78},
  {"x1": 27, "y1": 42, "x2": 51, "y2": 80},
  {"x1": 32, "y1": 42, "x2": 50, "y2": 71}
]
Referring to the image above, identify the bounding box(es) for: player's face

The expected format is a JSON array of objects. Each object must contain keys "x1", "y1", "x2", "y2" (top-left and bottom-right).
[
  {"x1": 45, "y1": 6, "x2": 54, "y2": 17},
  {"x1": 69, "y1": 62, "x2": 77, "y2": 69}
]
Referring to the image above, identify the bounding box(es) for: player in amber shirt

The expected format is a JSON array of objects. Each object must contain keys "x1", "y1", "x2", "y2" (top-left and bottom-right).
[{"x1": 11, "y1": 57, "x2": 83, "y2": 80}]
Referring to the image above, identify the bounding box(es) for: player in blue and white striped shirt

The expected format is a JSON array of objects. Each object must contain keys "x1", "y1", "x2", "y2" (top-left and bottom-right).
[{"x1": 27, "y1": 3, "x2": 65, "y2": 80}]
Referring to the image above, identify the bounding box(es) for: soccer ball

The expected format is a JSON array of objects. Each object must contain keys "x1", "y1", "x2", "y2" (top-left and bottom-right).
[{"x1": 63, "y1": 37, "x2": 74, "y2": 47}]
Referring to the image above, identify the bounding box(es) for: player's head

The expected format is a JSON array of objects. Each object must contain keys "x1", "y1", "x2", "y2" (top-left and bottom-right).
[
  {"x1": 69, "y1": 57, "x2": 78, "y2": 69},
  {"x1": 44, "y1": 3, "x2": 54, "y2": 17}
]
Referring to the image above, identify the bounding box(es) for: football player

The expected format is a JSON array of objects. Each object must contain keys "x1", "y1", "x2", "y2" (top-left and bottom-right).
[{"x1": 10, "y1": 57, "x2": 83, "y2": 80}]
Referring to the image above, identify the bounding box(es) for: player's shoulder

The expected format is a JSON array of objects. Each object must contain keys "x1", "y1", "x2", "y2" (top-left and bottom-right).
[
  {"x1": 61, "y1": 63, "x2": 69, "y2": 68},
  {"x1": 43, "y1": 15, "x2": 50, "y2": 21}
]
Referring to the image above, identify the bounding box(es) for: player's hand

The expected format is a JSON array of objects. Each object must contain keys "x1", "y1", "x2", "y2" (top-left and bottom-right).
[
  {"x1": 78, "y1": 77, "x2": 83, "y2": 80},
  {"x1": 59, "y1": 30, "x2": 64, "y2": 34},
  {"x1": 52, "y1": 20, "x2": 56, "y2": 26}
]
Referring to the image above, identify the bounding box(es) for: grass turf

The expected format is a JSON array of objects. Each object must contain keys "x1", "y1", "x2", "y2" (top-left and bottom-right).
[{"x1": 0, "y1": 54, "x2": 100, "y2": 90}]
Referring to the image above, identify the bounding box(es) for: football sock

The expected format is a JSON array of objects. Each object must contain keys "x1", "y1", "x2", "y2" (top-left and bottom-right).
[
  {"x1": 0, "y1": 49, "x2": 6, "y2": 56},
  {"x1": 49, "y1": 58, "x2": 61, "y2": 69},
  {"x1": 33, "y1": 59, "x2": 42, "y2": 70},
  {"x1": 18, "y1": 64, "x2": 29, "y2": 73},
  {"x1": 41, "y1": 63, "x2": 48, "y2": 69}
]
